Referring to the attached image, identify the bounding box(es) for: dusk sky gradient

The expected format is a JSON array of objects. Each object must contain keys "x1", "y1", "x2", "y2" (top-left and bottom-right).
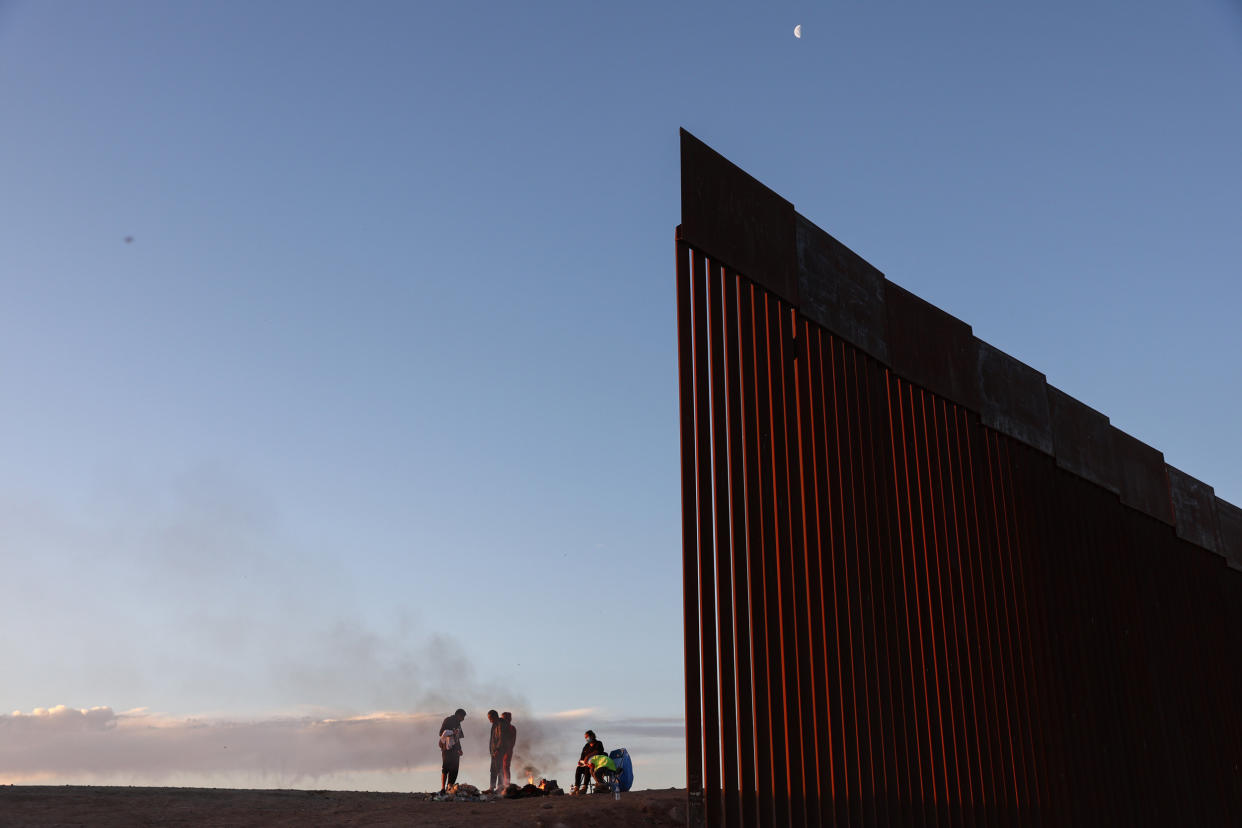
[{"x1": 2, "y1": 0, "x2": 1240, "y2": 791}]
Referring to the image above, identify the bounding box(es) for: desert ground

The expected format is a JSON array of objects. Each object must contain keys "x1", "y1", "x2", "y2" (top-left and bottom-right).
[{"x1": 0, "y1": 785, "x2": 690, "y2": 827}]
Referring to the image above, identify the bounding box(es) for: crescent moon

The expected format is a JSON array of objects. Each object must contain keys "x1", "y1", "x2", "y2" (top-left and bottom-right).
[{"x1": 794, "y1": 24, "x2": 802, "y2": 38}]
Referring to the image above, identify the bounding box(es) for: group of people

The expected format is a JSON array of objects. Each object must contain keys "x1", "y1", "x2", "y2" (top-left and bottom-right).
[
  {"x1": 486, "y1": 709, "x2": 518, "y2": 793},
  {"x1": 436, "y1": 707, "x2": 518, "y2": 794},
  {"x1": 437, "y1": 709, "x2": 619, "y2": 796}
]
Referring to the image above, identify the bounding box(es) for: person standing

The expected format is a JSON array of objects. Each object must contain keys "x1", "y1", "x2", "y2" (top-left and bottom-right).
[
  {"x1": 499, "y1": 711, "x2": 517, "y2": 788},
  {"x1": 437, "y1": 708, "x2": 466, "y2": 794},
  {"x1": 486, "y1": 709, "x2": 504, "y2": 793}
]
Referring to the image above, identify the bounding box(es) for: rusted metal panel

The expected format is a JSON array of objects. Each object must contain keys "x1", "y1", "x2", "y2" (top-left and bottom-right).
[
  {"x1": 1047, "y1": 386, "x2": 1120, "y2": 495},
  {"x1": 822, "y1": 335, "x2": 854, "y2": 826},
  {"x1": 680, "y1": 129, "x2": 797, "y2": 305},
  {"x1": 1217, "y1": 498, "x2": 1242, "y2": 571},
  {"x1": 799, "y1": 327, "x2": 839, "y2": 824},
  {"x1": 979, "y1": 428, "x2": 1027, "y2": 817},
  {"x1": 863, "y1": 356, "x2": 903, "y2": 828},
  {"x1": 675, "y1": 242, "x2": 706, "y2": 828},
  {"x1": 749, "y1": 286, "x2": 787, "y2": 827},
  {"x1": 722, "y1": 270, "x2": 756, "y2": 827},
  {"x1": 852, "y1": 353, "x2": 886, "y2": 826},
  {"x1": 1110, "y1": 428, "x2": 1174, "y2": 525},
  {"x1": 737, "y1": 280, "x2": 778, "y2": 828},
  {"x1": 795, "y1": 214, "x2": 889, "y2": 364},
  {"x1": 1006, "y1": 437, "x2": 1071, "y2": 820},
  {"x1": 691, "y1": 250, "x2": 721, "y2": 828},
  {"x1": 927, "y1": 395, "x2": 967, "y2": 827},
  {"x1": 995, "y1": 436, "x2": 1044, "y2": 818},
  {"x1": 830, "y1": 338, "x2": 862, "y2": 826},
  {"x1": 890, "y1": 375, "x2": 941, "y2": 825},
  {"x1": 974, "y1": 340, "x2": 1054, "y2": 456},
  {"x1": 948, "y1": 405, "x2": 991, "y2": 826},
  {"x1": 706, "y1": 261, "x2": 738, "y2": 828},
  {"x1": 1167, "y1": 466, "x2": 1221, "y2": 554},
  {"x1": 792, "y1": 317, "x2": 826, "y2": 828},
  {"x1": 884, "y1": 282, "x2": 981, "y2": 413},
  {"x1": 763, "y1": 295, "x2": 806, "y2": 828}
]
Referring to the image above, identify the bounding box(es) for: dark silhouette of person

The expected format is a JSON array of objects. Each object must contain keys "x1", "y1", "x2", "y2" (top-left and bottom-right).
[
  {"x1": 438, "y1": 708, "x2": 466, "y2": 793},
  {"x1": 486, "y1": 709, "x2": 504, "y2": 793},
  {"x1": 499, "y1": 711, "x2": 517, "y2": 787},
  {"x1": 573, "y1": 729, "x2": 605, "y2": 794}
]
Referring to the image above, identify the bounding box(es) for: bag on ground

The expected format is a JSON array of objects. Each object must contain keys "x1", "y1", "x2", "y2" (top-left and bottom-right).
[{"x1": 609, "y1": 747, "x2": 634, "y2": 792}]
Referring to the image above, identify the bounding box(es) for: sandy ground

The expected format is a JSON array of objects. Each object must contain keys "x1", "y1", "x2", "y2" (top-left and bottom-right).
[{"x1": 0, "y1": 785, "x2": 690, "y2": 827}]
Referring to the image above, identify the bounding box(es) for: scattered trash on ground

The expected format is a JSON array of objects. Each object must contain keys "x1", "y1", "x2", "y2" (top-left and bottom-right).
[{"x1": 432, "y1": 779, "x2": 565, "y2": 802}]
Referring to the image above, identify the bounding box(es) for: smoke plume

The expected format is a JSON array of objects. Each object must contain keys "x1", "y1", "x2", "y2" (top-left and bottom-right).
[{"x1": 0, "y1": 706, "x2": 684, "y2": 790}]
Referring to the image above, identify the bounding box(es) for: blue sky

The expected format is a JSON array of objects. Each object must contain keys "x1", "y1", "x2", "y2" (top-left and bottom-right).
[{"x1": 1, "y1": 0, "x2": 1239, "y2": 791}]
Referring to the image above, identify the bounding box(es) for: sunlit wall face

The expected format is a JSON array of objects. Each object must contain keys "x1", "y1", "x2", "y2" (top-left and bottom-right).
[{"x1": 677, "y1": 132, "x2": 1242, "y2": 827}]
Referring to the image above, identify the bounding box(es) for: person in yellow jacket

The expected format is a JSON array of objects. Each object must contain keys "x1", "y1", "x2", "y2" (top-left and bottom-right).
[{"x1": 584, "y1": 752, "x2": 619, "y2": 790}]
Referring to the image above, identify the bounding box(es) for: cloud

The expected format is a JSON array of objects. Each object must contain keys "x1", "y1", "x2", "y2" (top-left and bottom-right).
[
  {"x1": 0, "y1": 706, "x2": 686, "y2": 789},
  {"x1": 544, "y1": 707, "x2": 597, "y2": 720},
  {"x1": 4, "y1": 705, "x2": 118, "y2": 733},
  {"x1": 597, "y1": 715, "x2": 685, "y2": 740},
  {"x1": 0, "y1": 707, "x2": 437, "y2": 782}
]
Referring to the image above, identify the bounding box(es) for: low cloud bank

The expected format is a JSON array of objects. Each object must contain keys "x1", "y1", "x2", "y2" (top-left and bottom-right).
[
  {"x1": 1, "y1": 707, "x2": 437, "y2": 781},
  {"x1": 0, "y1": 706, "x2": 684, "y2": 789},
  {"x1": 4, "y1": 705, "x2": 118, "y2": 733}
]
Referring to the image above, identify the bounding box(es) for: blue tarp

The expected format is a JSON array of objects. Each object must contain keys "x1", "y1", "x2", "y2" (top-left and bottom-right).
[{"x1": 609, "y1": 747, "x2": 634, "y2": 792}]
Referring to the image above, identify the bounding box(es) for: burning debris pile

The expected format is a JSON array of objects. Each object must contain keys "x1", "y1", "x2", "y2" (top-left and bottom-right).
[
  {"x1": 430, "y1": 779, "x2": 564, "y2": 803},
  {"x1": 502, "y1": 778, "x2": 563, "y2": 798},
  {"x1": 433, "y1": 783, "x2": 484, "y2": 801}
]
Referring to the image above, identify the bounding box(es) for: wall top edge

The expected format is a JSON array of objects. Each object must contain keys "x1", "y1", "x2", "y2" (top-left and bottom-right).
[
  {"x1": 1046, "y1": 385, "x2": 1111, "y2": 423},
  {"x1": 679, "y1": 129, "x2": 798, "y2": 304},
  {"x1": 679, "y1": 130, "x2": 1233, "y2": 560}
]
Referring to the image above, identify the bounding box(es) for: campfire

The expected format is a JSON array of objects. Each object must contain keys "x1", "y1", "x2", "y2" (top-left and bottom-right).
[{"x1": 501, "y1": 778, "x2": 563, "y2": 798}]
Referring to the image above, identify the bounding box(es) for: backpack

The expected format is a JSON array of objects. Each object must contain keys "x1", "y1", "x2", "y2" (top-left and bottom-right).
[
  {"x1": 438, "y1": 728, "x2": 459, "y2": 751},
  {"x1": 609, "y1": 747, "x2": 634, "y2": 792}
]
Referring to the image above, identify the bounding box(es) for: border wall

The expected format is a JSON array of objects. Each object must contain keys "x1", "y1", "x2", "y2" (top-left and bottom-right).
[{"x1": 676, "y1": 129, "x2": 1242, "y2": 827}]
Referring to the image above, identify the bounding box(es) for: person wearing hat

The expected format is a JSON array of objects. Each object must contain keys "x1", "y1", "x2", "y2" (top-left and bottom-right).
[{"x1": 437, "y1": 708, "x2": 467, "y2": 793}]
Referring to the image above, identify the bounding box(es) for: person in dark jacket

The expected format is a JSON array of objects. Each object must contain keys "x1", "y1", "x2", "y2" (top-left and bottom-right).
[
  {"x1": 438, "y1": 708, "x2": 466, "y2": 793},
  {"x1": 499, "y1": 712, "x2": 517, "y2": 788},
  {"x1": 572, "y1": 729, "x2": 605, "y2": 794},
  {"x1": 486, "y1": 709, "x2": 504, "y2": 793}
]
